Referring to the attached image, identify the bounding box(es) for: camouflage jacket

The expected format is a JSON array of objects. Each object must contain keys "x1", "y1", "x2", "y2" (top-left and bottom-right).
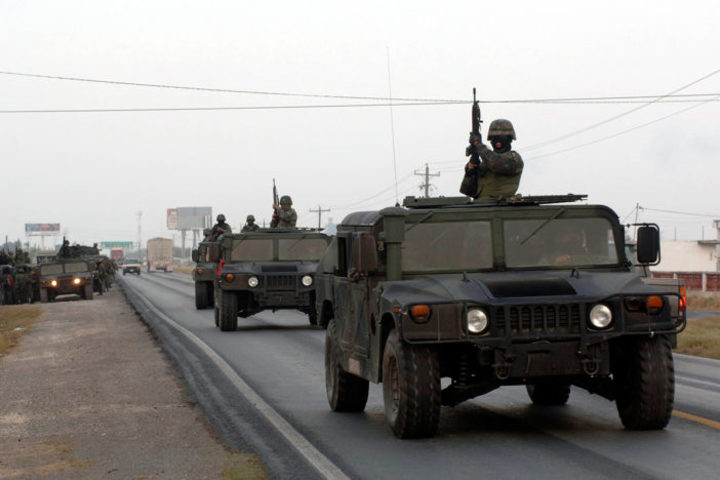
[
  {"x1": 275, "y1": 208, "x2": 297, "y2": 228},
  {"x1": 241, "y1": 224, "x2": 259, "y2": 232},
  {"x1": 211, "y1": 222, "x2": 233, "y2": 239},
  {"x1": 465, "y1": 145, "x2": 523, "y2": 199}
]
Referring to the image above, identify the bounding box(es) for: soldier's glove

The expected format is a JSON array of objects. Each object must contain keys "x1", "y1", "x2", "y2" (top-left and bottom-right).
[{"x1": 468, "y1": 132, "x2": 482, "y2": 146}]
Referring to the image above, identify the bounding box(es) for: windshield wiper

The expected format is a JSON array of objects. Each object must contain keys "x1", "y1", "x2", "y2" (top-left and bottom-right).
[
  {"x1": 405, "y1": 212, "x2": 434, "y2": 232},
  {"x1": 520, "y1": 208, "x2": 565, "y2": 245}
]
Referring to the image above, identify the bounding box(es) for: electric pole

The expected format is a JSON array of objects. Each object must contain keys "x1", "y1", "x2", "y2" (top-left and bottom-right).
[
  {"x1": 414, "y1": 163, "x2": 440, "y2": 197},
  {"x1": 309, "y1": 205, "x2": 330, "y2": 229}
]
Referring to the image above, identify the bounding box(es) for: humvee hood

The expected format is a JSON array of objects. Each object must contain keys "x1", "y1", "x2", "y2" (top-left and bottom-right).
[{"x1": 382, "y1": 271, "x2": 670, "y2": 306}]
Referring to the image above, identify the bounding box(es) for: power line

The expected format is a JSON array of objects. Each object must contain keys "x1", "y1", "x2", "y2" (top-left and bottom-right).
[{"x1": 641, "y1": 207, "x2": 720, "y2": 218}]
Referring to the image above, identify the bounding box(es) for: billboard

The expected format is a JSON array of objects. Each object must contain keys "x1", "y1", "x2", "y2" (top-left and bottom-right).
[
  {"x1": 167, "y1": 208, "x2": 178, "y2": 230},
  {"x1": 175, "y1": 207, "x2": 212, "y2": 230},
  {"x1": 25, "y1": 223, "x2": 60, "y2": 236}
]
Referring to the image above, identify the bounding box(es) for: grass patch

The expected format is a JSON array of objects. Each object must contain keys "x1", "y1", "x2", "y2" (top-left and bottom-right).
[
  {"x1": 221, "y1": 452, "x2": 267, "y2": 480},
  {"x1": 0, "y1": 305, "x2": 42, "y2": 355},
  {"x1": 677, "y1": 315, "x2": 720, "y2": 360},
  {"x1": 687, "y1": 292, "x2": 720, "y2": 311}
]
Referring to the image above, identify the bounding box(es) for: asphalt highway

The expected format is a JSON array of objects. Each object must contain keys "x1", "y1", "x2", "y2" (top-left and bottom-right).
[{"x1": 119, "y1": 272, "x2": 720, "y2": 480}]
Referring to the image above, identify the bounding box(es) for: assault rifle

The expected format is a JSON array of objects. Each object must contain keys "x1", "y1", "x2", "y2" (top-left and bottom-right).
[
  {"x1": 459, "y1": 88, "x2": 483, "y2": 196},
  {"x1": 270, "y1": 179, "x2": 280, "y2": 228}
]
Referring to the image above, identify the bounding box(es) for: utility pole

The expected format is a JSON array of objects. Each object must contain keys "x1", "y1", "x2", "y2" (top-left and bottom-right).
[
  {"x1": 414, "y1": 163, "x2": 440, "y2": 197},
  {"x1": 309, "y1": 205, "x2": 330, "y2": 229},
  {"x1": 136, "y1": 210, "x2": 143, "y2": 258}
]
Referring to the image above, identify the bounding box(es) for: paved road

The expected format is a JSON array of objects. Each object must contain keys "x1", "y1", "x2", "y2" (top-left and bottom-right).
[{"x1": 120, "y1": 272, "x2": 720, "y2": 480}]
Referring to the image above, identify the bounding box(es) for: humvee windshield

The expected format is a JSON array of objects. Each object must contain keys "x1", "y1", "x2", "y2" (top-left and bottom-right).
[
  {"x1": 230, "y1": 239, "x2": 273, "y2": 262},
  {"x1": 64, "y1": 262, "x2": 89, "y2": 273},
  {"x1": 40, "y1": 264, "x2": 63, "y2": 275},
  {"x1": 402, "y1": 221, "x2": 493, "y2": 272},
  {"x1": 504, "y1": 217, "x2": 619, "y2": 268},
  {"x1": 278, "y1": 238, "x2": 328, "y2": 261}
]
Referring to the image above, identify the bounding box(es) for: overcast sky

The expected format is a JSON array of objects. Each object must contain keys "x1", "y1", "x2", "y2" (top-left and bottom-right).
[{"x1": 2, "y1": 0, "x2": 719, "y2": 251}]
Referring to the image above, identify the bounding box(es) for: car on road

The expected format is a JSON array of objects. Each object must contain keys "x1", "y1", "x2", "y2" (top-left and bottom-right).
[
  {"x1": 38, "y1": 260, "x2": 94, "y2": 302},
  {"x1": 122, "y1": 258, "x2": 142, "y2": 276},
  {"x1": 211, "y1": 229, "x2": 331, "y2": 331},
  {"x1": 317, "y1": 195, "x2": 686, "y2": 438}
]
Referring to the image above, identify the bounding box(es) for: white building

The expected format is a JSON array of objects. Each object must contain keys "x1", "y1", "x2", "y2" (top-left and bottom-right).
[{"x1": 655, "y1": 220, "x2": 720, "y2": 273}]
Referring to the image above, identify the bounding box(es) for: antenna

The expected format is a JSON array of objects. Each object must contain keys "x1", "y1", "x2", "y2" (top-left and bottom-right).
[{"x1": 386, "y1": 47, "x2": 399, "y2": 205}]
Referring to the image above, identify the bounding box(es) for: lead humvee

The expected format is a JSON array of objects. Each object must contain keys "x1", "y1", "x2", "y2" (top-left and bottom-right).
[
  {"x1": 210, "y1": 229, "x2": 331, "y2": 331},
  {"x1": 316, "y1": 195, "x2": 686, "y2": 438}
]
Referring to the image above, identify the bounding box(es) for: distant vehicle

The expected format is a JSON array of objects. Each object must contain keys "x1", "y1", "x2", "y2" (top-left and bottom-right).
[
  {"x1": 317, "y1": 195, "x2": 686, "y2": 438},
  {"x1": 37, "y1": 260, "x2": 94, "y2": 302},
  {"x1": 210, "y1": 229, "x2": 331, "y2": 331},
  {"x1": 146, "y1": 238, "x2": 174, "y2": 272},
  {"x1": 122, "y1": 259, "x2": 142, "y2": 276},
  {"x1": 110, "y1": 248, "x2": 124, "y2": 262}
]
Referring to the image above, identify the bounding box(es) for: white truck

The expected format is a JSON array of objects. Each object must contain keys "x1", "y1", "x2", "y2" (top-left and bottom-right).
[{"x1": 146, "y1": 238, "x2": 174, "y2": 272}]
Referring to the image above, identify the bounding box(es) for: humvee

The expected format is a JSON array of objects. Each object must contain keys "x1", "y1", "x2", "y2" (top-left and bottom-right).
[
  {"x1": 191, "y1": 241, "x2": 216, "y2": 310},
  {"x1": 38, "y1": 260, "x2": 94, "y2": 302},
  {"x1": 210, "y1": 229, "x2": 331, "y2": 331},
  {"x1": 316, "y1": 195, "x2": 686, "y2": 438}
]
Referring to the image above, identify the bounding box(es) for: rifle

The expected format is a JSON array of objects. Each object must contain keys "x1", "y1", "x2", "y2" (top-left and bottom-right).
[
  {"x1": 270, "y1": 179, "x2": 280, "y2": 228},
  {"x1": 459, "y1": 88, "x2": 483, "y2": 196}
]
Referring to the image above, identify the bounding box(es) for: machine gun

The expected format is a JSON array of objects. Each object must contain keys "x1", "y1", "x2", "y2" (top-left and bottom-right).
[
  {"x1": 459, "y1": 88, "x2": 483, "y2": 196},
  {"x1": 270, "y1": 179, "x2": 280, "y2": 228}
]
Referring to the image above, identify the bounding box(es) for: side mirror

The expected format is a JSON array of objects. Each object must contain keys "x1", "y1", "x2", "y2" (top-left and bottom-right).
[
  {"x1": 191, "y1": 249, "x2": 198, "y2": 263},
  {"x1": 351, "y1": 233, "x2": 378, "y2": 276},
  {"x1": 636, "y1": 224, "x2": 660, "y2": 265},
  {"x1": 207, "y1": 243, "x2": 220, "y2": 263}
]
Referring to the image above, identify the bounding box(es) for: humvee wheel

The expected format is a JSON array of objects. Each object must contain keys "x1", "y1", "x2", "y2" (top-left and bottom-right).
[
  {"x1": 526, "y1": 380, "x2": 571, "y2": 406},
  {"x1": 83, "y1": 284, "x2": 94, "y2": 300},
  {"x1": 614, "y1": 335, "x2": 674, "y2": 430},
  {"x1": 325, "y1": 320, "x2": 368, "y2": 412},
  {"x1": 195, "y1": 282, "x2": 209, "y2": 309},
  {"x1": 382, "y1": 330, "x2": 440, "y2": 438},
  {"x1": 207, "y1": 283, "x2": 215, "y2": 308},
  {"x1": 213, "y1": 305, "x2": 219, "y2": 327},
  {"x1": 219, "y1": 290, "x2": 238, "y2": 331}
]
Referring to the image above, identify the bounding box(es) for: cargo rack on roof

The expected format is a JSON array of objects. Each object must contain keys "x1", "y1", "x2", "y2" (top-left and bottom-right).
[{"x1": 402, "y1": 194, "x2": 588, "y2": 209}]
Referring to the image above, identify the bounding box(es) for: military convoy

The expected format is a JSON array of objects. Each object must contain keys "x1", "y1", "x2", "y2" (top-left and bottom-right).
[
  {"x1": 196, "y1": 229, "x2": 330, "y2": 331},
  {"x1": 37, "y1": 259, "x2": 94, "y2": 302},
  {"x1": 316, "y1": 195, "x2": 686, "y2": 438}
]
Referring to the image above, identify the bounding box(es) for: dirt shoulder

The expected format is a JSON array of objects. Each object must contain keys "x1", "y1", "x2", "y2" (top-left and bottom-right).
[{"x1": 0, "y1": 287, "x2": 265, "y2": 480}]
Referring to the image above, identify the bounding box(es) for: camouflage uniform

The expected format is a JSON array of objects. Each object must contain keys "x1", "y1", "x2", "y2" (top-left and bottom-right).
[
  {"x1": 273, "y1": 196, "x2": 297, "y2": 228},
  {"x1": 463, "y1": 119, "x2": 524, "y2": 200},
  {"x1": 241, "y1": 215, "x2": 259, "y2": 232},
  {"x1": 211, "y1": 214, "x2": 232, "y2": 240}
]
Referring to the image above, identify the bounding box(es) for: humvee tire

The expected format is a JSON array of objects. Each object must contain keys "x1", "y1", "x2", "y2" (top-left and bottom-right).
[
  {"x1": 195, "y1": 282, "x2": 209, "y2": 309},
  {"x1": 83, "y1": 284, "x2": 94, "y2": 300},
  {"x1": 614, "y1": 335, "x2": 674, "y2": 430},
  {"x1": 219, "y1": 290, "x2": 238, "y2": 332},
  {"x1": 382, "y1": 330, "x2": 440, "y2": 438},
  {"x1": 325, "y1": 320, "x2": 369, "y2": 412},
  {"x1": 40, "y1": 288, "x2": 49, "y2": 303},
  {"x1": 214, "y1": 304, "x2": 219, "y2": 327},
  {"x1": 526, "y1": 381, "x2": 571, "y2": 406}
]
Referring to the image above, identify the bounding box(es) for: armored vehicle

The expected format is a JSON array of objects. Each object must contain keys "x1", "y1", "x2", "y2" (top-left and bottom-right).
[
  {"x1": 122, "y1": 259, "x2": 142, "y2": 275},
  {"x1": 317, "y1": 195, "x2": 685, "y2": 438},
  {"x1": 191, "y1": 241, "x2": 216, "y2": 309},
  {"x1": 210, "y1": 230, "x2": 331, "y2": 331},
  {"x1": 38, "y1": 260, "x2": 94, "y2": 302}
]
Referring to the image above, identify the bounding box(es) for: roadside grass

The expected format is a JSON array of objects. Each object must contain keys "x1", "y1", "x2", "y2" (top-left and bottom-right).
[
  {"x1": 221, "y1": 452, "x2": 267, "y2": 480},
  {"x1": 677, "y1": 315, "x2": 720, "y2": 360},
  {"x1": 173, "y1": 265, "x2": 194, "y2": 275},
  {"x1": 687, "y1": 292, "x2": 720, "y2": 311},
  {"x1": 0, "y1": 305, "x2": 42, "y2": 355}
]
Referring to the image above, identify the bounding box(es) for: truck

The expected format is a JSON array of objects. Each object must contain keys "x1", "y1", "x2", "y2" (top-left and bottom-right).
[
  {"x1": 316, "y1": 195, "x2": 686, "y2": 438},
  {"x1": 110, "y1": 248, "x2": 124, "y2": 262},
  {"x1": 191, "y1": 241, "x2": 216, "y2": 310},
  {"x1": 146, "y1": 238, "x2": 174, "y2": 272},
  {"x1": 37, "y1": 260, "x2": 94, "y2": 302},
  {"x1": 209, "y1": 229, "x2": 331, "y2": 331}
]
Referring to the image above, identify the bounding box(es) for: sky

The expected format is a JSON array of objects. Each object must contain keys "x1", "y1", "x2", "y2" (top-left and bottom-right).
[{"x1": 1, "y1": 0, "x2": 719, "y2": 252}]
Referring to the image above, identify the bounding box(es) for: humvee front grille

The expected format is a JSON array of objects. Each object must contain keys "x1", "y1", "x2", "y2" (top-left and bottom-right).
[
  {"x1": 495, "y1": 304, "x2": 582, "y2": 336},
  {"x1": 265, "y1": 275, "x2": 296, "y2": 290}
]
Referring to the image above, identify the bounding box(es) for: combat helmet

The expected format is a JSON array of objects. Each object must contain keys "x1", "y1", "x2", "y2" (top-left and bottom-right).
[
  {"x1": 247, "y1": 215, "x2": 255, "y2": 222},
  {"x1": 217, "y1": 214, "x2": 226, "y2": 222},
  {"x1": 487, "y1": 119, "x2": 516, "y2": 140},
  {"x1": 203, "y1": 228, "x2": 212, "y2": 236},
  {"x1": 279, "y1": 195, "x2": 293, "y2": 206}
]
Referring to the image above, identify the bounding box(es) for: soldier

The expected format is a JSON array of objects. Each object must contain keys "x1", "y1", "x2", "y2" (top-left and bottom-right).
[
  {"x1": 272, "y1": 196, "x2": 298, "y2": 228},
  {"x1": 58, "y1": 240, "x2": 71, "y2": 258},
  {"x1": 202, "y1": 228, "x2": 213, "y2": 241},
  {"x1": 463, "y1": 119, "x2": 524, "y2": 200},
  {"x1": 241, "y1": 215, "x2": 259, "y2": 232},
  {"x1": 211, "y1": 214, "x2": 232, "y2": 240}
]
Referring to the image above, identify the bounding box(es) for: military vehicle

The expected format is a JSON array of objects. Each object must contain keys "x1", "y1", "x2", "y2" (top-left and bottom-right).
[
  {"x1": 37, "y1": 260, "x2": 94, "y2": 302},
  {"x1": 122, "y1": 258, "x2": 142, "y2": 275},
  {"x1": 316, "y1": 195, "x2": 686, "y2": 438},
  {"x1": 191, "y1": 241, "x2": 216, "y2": 310},
  {"x1": 209, "y1": 229, "x2": 331, "y2": 331},
  {"x1": 14, "y1": 264, "x2": 39, "y2": 303},
  {"x1": 0, "y1": 265, "x2": 16, "y2": 304}
]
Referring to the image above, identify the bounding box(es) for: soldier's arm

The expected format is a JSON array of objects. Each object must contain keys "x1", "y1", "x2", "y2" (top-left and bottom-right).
[{"x1": 479, "y1": 147, "x2": 523, "y2": 175}]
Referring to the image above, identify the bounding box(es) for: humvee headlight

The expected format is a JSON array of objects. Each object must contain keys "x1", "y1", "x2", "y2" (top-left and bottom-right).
[
  {"x1": 73, "y1": 278, "x2": 81, "y2": 285},
  {"x1": 50, "y1": 280, "x2": 58, "y2": 287},
  {"x1": 589, "y1": 304, "x2": 613, "y2": 329},
  {"x1": 248, "y1": 276, "x2": 259, "y2": 288},
  {"x1": 301, "y1": 275, "x2": 313, "y2": 287},
  {"x1": 466, "y1": 308, "x2": 489, "y2": 334}
]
